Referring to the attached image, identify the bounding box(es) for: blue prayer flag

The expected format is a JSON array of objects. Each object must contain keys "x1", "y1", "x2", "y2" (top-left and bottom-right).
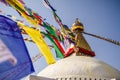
[{"x1": 0, "y1": 15, "x2": 34, "y2": 80}]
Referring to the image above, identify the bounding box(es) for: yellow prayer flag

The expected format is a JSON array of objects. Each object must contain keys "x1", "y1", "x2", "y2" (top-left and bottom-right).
[
  {"x1": 18, "y1": 22, "x2": 56, "y2": 64},
  {"x1": 6, "y1": 0, "x2": 25, "y2": 12},
  {"x1": 6, "y1": 0, "x2": 39, "y2": 26}
]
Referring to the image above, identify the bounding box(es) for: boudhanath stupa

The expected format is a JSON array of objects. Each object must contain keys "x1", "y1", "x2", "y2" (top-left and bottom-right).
[
  {"x1": 28, "y1": 19, "x2": 120, "y2": 80},
  {"x1": 0, "y1": 0, "x2": 120, "y2": 80}
]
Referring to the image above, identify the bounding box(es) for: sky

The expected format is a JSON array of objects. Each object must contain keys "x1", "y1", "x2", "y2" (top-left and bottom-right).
[{"x1": 0, "y1": 0, "x2": 120, "y2": 79}]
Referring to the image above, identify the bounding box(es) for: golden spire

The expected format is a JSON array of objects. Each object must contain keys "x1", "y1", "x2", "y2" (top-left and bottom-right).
[
  {"x1": 71, "y1": 18, "x2": 94, "y2": 56},
  {"x1": 71, "y1": 18, "x2": 84, "y2": 32}
]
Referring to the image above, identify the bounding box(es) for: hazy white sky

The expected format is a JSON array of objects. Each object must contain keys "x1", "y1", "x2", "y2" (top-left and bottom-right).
[{"x1": 0, "y1": 0, "x2": 120, "y2": 79}]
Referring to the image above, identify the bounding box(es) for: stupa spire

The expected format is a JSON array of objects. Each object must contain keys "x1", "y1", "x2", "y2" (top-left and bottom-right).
[{"x1": 71, "y1": 18, "x2": 95, "y2": 56}]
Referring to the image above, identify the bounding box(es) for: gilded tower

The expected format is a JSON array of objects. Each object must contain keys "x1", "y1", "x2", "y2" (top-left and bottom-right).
[{"x1": 71, "y1": 18, "x2": 94, "y2": 56}]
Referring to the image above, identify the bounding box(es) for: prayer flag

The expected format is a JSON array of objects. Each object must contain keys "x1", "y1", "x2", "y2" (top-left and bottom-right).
[
  {"x1": 41, "y1": 32, "x2": 64, "y2": 59},
  {"x1": 18, "y1": 22, "x2": 56, "y2": 64},
  {"x1": 0, "y1": 15, "x2": 34, "y2": 80}
]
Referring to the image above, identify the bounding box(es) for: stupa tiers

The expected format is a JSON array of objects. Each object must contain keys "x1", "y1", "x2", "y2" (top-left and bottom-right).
[{"x1": 36, "y1": 19, "x2": 120, "y2": 80}]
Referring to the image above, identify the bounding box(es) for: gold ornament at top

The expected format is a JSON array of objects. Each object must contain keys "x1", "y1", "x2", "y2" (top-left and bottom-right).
[{"x1": 71, "y1": 18, "x2": 84, "y2": 32}]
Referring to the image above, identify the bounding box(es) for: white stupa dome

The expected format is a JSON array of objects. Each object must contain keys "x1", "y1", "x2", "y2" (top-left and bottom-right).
[{"x1": 38, "y1": 55, "x2": 120, "y2": 80}]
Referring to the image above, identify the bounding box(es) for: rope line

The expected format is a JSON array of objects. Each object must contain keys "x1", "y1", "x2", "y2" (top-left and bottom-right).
[{"x1": 83, "y1": 32, "x2": 120, "y2": 46}]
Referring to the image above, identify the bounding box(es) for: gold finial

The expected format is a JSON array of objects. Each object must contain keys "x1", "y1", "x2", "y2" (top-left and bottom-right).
[{"x1": 71, "y1": 18, "x2": 84, "y2": 32}]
